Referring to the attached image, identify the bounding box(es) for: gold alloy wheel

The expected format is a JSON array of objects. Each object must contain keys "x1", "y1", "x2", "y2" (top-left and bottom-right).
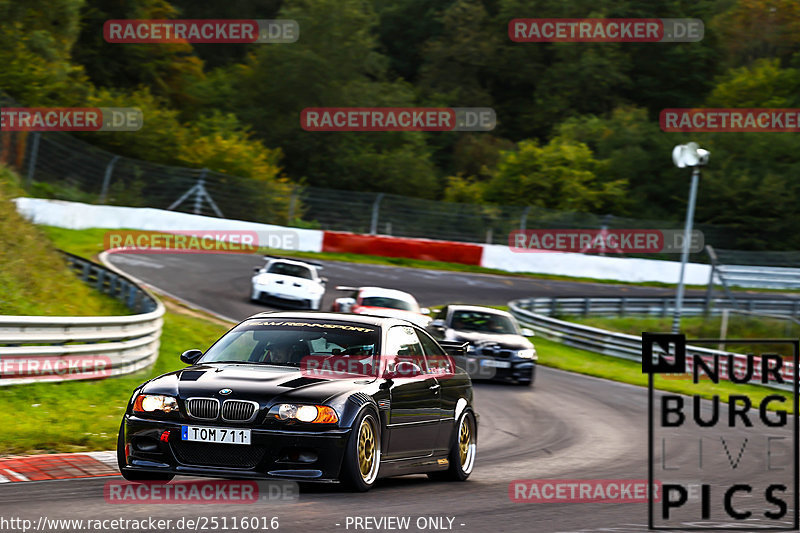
[
  {"x1": 459, "y1": 418, "x2": 471, "y2": 465},
  {"x1": 457, "y1": 413, "x2": 476, "y2": 474},
  {"x1": 357, "y1": 415, "x2": 379, "y2": 483}
]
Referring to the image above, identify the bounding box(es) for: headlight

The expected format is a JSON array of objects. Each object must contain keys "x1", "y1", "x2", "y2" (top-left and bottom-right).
[
  {"x1": 516, "y1": 349, "x2": 537, "y2": 360},
  {"x1": 133, "y1": 394, "x2": 179, "y2": 414},
  {"x1": 270, "y1": 403, "x2": 339, "y2": 424}
]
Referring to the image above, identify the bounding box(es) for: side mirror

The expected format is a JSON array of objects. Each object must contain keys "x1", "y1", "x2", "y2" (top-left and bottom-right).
[
  {"x1": 253, "y1": 266, "x2": 262, "y2": 273},
  {"x1": 320, "y1": 277, "x2": 329, "y2": 284},
  {"x1": 521, "y1": 328, "x2": 535, "y2": 337},
  {"x1": 430, "y1": 319, "x2": 446, "y2": 330},
  {"x1": 390, "y1": 361, "x2": 423, "y2": 378},
  {"x1": 420, "y1": 307, "x2": 431, "y2": 315},
  {"x1": 180, "y1": 349, "x2": 203, "y2": 365}
]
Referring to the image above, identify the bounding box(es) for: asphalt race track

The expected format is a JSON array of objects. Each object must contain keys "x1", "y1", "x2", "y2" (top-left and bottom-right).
[
  {"x1": 107, "y1": 253, "x2": 796, "y2": 323},
  {"x1": 1, "y1": 253, "x2": 796, "y2": 532}
]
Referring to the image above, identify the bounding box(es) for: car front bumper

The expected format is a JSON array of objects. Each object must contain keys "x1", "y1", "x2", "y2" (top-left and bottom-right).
[
  {"x1": 122, "y1": 416, "x2": 350, "y2": 482},
  {"x1": 460, "y1": 356, "x2": 535, "y2": 383}
]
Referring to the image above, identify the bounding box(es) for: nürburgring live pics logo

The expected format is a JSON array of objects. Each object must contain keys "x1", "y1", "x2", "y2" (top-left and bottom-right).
[{"x1": 643, "y1": 333, "x2": 799, "y2": 530}]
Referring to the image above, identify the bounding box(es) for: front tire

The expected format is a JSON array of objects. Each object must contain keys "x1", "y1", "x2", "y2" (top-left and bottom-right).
[
  {"x1": 116, "y1": 420, "x2": 174, "y2": 483},
  {"x1": 340, "y1": 409, "x2": 381, "y2": 492},
  {"x1": 428, "y1": 410, "x2": 476, "y2": 482}
]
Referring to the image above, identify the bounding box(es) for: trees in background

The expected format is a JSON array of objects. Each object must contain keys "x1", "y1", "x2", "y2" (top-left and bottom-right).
[{"x1": 3, "y1": 0, "x2": 800, "y2": 248}]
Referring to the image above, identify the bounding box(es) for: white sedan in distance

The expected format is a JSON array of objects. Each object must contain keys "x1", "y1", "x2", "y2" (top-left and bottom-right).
[{"x1": 250, "y1": 256, "x2": 327, "y2": 310}]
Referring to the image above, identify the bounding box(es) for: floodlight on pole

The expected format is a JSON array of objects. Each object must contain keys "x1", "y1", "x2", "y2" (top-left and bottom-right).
[{"x1": 671, "y1": 142, "x2": 709, "y2": 334}]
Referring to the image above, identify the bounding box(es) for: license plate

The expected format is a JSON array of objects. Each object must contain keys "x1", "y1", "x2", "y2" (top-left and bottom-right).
[
  {"x1": 480, "y1": 359, "x2": 511, "y2": 369},
  {"x1": 181, "y1": 426, "x2": 251, "y2": 445}
]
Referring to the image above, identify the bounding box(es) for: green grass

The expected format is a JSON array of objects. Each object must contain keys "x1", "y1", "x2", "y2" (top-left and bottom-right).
[
  {"x1": 567, "y1": 315, "x2": 799, "y2": 351},
  {"x1": 0, "y1": 312, "x2": 228, "y2": 454},
  {"x1": 534, "y1": 336, "x2": 793, "y2": 412},
  {"x1": 0, "y1": 167, "x2": 128, "y2": 316}
]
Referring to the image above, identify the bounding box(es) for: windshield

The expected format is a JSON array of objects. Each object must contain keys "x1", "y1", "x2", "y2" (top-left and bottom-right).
[
  {"x1": 266, "y1": 262, "x2": 313, "y2": 280},
  {"x1": 450, "y1": 311, "x2": 518, "y2": 335},
  {"x1": 200, "y1": 319, "x2": 380, "y2": 366},
  {"x1": 360, "y1": 296, "x2": 416, "y2": 312}
]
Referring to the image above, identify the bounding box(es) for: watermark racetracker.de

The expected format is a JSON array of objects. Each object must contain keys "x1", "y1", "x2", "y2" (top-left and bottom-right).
[
  {"x1": 103, "y1": 479, "x2": 298, "y2": 504},
  {"x1": 509, "y1": 229, "x2": 704, "y2": 254},
  {"x1": 0, "y1": 108, "x2": 142, "y2": 132},
  {"x1": 509, "y1": 18, "x2": 703, "y2": 43},
  {"x1": 0, "y1": 355, "x2": 112, "y2": 380},
  {"x1": 661, "y1": 109, "x2": 800, "y2": 132},
  {"x1": 301, "y1": 108, "x2": 495, "y2": 132},
  {"x1": 104, "y1": 19, "x2": 298, "y2": 43},
  {"x1": 103, "y1": 230, "x2": 300, "y2": 254}
]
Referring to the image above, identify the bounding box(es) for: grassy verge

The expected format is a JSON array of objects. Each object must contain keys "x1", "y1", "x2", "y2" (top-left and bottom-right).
[
  {"x1": 534, "y1": 337, "x2": 793, "y2": 412},
  {"x1": 562, "y1": 314, "x2": 800, "y2": 339},
  {"x1": 0, "y1": 167, "x2": 128, "y2": 316}
]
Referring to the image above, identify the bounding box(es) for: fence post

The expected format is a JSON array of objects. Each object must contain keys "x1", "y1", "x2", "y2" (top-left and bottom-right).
[
  {"x1": 520, "y1": 206, "x2": 531, "y2": 231},
  {"x1": 370, "y1": 193, "x2": 384, "y2": 235},
  {"x1": 26, "y1": 132, "x2": 41, "y2": 188},
  {"x1": 287, "y1": 185, "x2": 299, "y2": 225},
  {"x1": 99, "y1": 155, "x2": 121, "y2": 204}
]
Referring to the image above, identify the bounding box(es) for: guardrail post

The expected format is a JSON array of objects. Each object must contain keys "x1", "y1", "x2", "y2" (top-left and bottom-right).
[
  {"x1": 550, "y1": 298, "x2": 557, "y2": 316},
  {"x1": 95, "y1": 269, "x2": 105, "y2": 292},
  {"x1": 661, "y1": 298, "x2": 669, "y2": 318},
  {"x1": 583, "y1": 298, "x2": 591, "y2": 317},
  {"x1": 794, "y1": 301, "x2": 800, "y2": 318},
  {"x1": 128, "y1": 285, "x2": 137, "y2": 309},
  {"x1": 620, "y1": 297, "x2": 627, "y2": 317}
]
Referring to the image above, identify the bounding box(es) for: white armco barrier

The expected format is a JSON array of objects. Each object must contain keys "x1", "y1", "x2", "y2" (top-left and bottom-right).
[
  {"x1": 16, "y1": 198, "x2": 714, "y2": 284},
  {"x1": 13, "y1": 198, "x2": 324, "y2": 253},
  {"x1": 481, "y1": 242, "x2": 711, "y2": 285}
]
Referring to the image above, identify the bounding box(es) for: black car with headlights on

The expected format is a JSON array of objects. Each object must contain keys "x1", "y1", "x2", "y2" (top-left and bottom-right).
[
  {"x1": 426, "y1": 305, "x2": 536, "y2": 386},
  {"x1": 118, "y1": 312, "x2": 477, "y2": 492}
]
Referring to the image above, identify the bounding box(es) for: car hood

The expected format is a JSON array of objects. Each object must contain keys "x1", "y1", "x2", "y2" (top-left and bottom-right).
[
  {"x1": 447, "y1": 330, "x2": 533, "y2": 350},
  {"x1": 140, "y1": 363, "x2": 373, "y2": 405}
]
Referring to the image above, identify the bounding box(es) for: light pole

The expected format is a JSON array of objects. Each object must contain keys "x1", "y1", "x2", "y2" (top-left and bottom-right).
[{"x1": 671, "y1": 142, "x2": 709, "y2": 334}]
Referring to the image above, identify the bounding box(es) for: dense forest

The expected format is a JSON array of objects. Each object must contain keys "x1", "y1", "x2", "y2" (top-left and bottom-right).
[{"x1": 2, "y1": 0, "x2": 800, "y2": 249}]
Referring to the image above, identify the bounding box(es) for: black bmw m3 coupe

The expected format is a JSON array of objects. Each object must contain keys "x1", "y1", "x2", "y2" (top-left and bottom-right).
[{"x1": 118, "y1": 312, "x2": 477, "y2": 491}]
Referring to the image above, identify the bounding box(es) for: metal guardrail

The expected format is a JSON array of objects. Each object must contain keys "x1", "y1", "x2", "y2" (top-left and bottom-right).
[
  {"x1": 0, "y1": 252, "x2": 164, "y2": 385},
  {"x1": 509, "y1": 298, "x2": 795, "y2": 391},
  {"x1": 716, "y1": 265, "x2": 800, "y2": 290},
  {"x1": 519, "y1": 296, "x2": 800, "y2": 318}
]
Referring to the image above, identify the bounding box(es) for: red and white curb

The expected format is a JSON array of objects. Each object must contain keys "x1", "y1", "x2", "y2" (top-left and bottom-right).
[{"x1": 0, "y1": 451, "x2": 118, "y2": 483}]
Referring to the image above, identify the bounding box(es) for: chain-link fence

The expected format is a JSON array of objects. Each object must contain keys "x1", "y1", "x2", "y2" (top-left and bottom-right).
[{"x1": 0, "y1": 93, "x2": 745, "y2": 258}]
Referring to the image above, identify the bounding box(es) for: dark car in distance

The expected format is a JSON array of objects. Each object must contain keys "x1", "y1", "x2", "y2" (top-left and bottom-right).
[
  {"x1": 427, "y1": 305, "x2": 537, "y2": 386},
  {"x1": 118, "y1": 312, "x2": 477, "y2": 492}
]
